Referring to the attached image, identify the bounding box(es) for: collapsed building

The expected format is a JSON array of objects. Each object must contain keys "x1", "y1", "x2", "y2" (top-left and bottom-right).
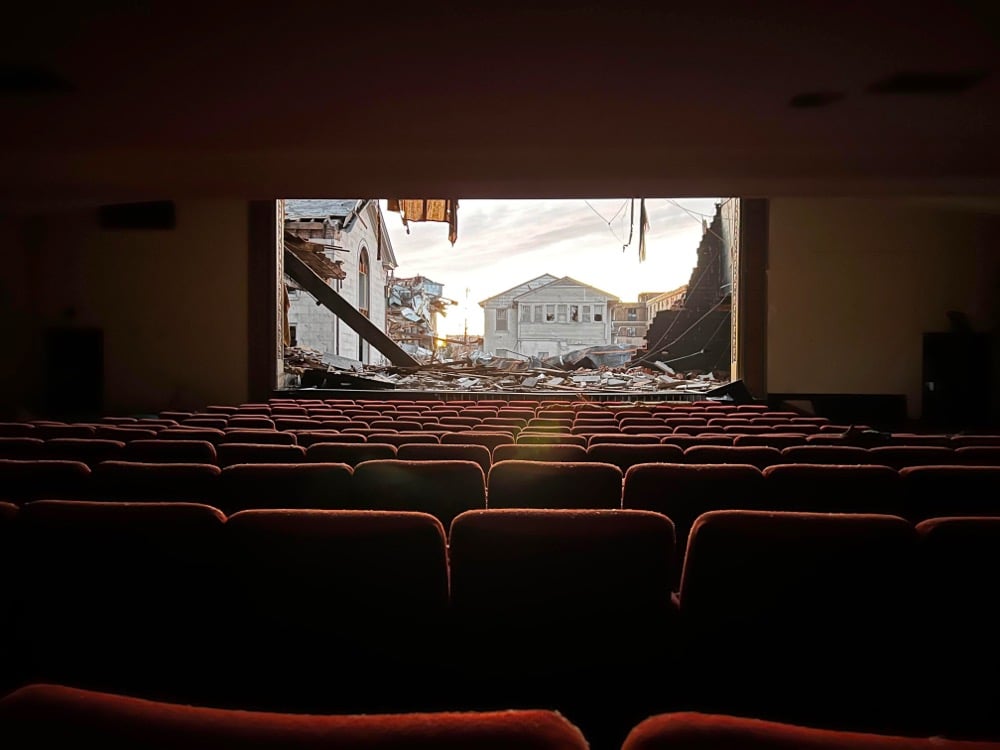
[
  {"x1": 386, "y1": 276, "x2": 456, "y2": 359},
  {"x1": 633, "y1": 202, "x2": 732, "y2": 379}
]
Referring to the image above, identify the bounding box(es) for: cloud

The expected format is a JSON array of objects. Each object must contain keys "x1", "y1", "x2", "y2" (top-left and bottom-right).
[{"x1": 383, "y1": 198, "x2": 723, "y2": 335}]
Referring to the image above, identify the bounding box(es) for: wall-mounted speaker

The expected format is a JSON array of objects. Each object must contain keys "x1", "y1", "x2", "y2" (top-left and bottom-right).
[{"x1": 98, "y1": 201, "x2": 176, "y2": 230}]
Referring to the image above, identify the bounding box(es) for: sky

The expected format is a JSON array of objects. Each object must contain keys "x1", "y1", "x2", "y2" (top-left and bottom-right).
[{"x1": 381, "y1": 198, "x2": 723, "y2": 337}]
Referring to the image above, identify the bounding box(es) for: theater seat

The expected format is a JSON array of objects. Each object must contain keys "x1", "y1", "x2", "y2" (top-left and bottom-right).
[
  {"x1": 0, "y1": 684, "x2": 589, "y2": 750},
  {"x1": 487, "y1": 460, "x2": 623, "y2": 509},
  {"x1": 217, "y1": 462, "x2": 354, "y2": 514},
  {"x1": 621, "y1": 712, "x2": 1000, "y2": 750},
  {"x1": 350, "y1": 459, "x2": 486, "y2": 527}
]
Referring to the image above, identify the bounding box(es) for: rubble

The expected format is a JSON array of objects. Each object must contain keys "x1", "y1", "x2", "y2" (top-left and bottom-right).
[
  {"x1": 284, "y1": 348, "x2": 730, "y2": 395},
  {"x1": 387, "y1": 276, "x2": 457, "y2": 352}
]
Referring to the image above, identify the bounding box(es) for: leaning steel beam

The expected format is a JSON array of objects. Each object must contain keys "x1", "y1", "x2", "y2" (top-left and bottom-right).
[{"x1": 284, "y1": 248, "x2": 420, "y2": 368}]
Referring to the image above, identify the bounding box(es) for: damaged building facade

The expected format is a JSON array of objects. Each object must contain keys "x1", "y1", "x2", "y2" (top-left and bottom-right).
[
  {"x1": 639, "y1": 201, "x2": 732, "y2": 375},
  {"x1": 283, "y1": 199, "x2": 397, "y2": 365},
  {"x1": 387, "y1": 276, "x2": 456, "y2": 358},
  {"x1": 480, "y1": 274, "x2": 618, "y2": 360}
]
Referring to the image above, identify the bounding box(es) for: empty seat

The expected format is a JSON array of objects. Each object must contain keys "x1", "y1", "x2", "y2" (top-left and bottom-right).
[
  {"x1": 217, "y1": 462, "x2": 354, "y2": 514},
  {"x1": 678, "y1": 510, "x2": 917, "y2": 731},
  {"x1": 516, "y1": 433, "x2": 587, "y2": 447},
  {"x1": 487, "y1": 460, "x2": 623, "y2": 509},
  {"x1": 159, "y1": 427, "x2": 226, "y2": 444},
  {"x1": 180, "y1": 417, "x2": 229, "y2": 430},
  {"x1": 441, "y1": 431, "x2": 514, "y2": 451},
  {"x1": 0, "y1": 422, "x2": 35, "y2": 438},
  {"x1": 91, "y1": 461, "x2": 220, "y2": 502},
  {"x1": 622, "y1": 463, "x2": 765, "y2": 587},
  {"x1": 732, "y1": 432, "x2": 808, "y2": 449},
  {"x1": 13, "y1": 501, "x2": 226, "y2": 699},
  {"x1": 274, "y1": 418, "x2": 320, "y2": 431},
  {"x1": 226, "y1": 417, "x2": 275, "y2": 430},
  {"x1": 899, "y1": 465, "x2": 1000, "y2": 522},
  {"x1": 0, "y1": 437, "x2": 45, "y2": 460},
  {"x1": 953, "y1": 446, "x2": 1000, "y2": 465},
  {"x1": 396, "y1": 443, "x2": 492, "y2": 475},
  {"x1": 493, "y1": 444, "x2": 588, "y2": 463},
  {"x1": 659, "y1": 434, "x2": 733, "y2": 448},
  {"x1": 586, "y1": 443, "x2": 684, "y2": 472},
  {"x1": 305, "y1": 442, "x2": 396, "y2": 466},
  {"x1": 449, "y1": 508, "x2": 676, "y2": 748},
  {"x1": 221, "y1": 429, "x2": 297, "y2": 445},
  {"x1": 683, "y1": 445, "x2": 782, "y2": 469},
  {"x1": 295, "y1": 430, "x2": 365, "y2": 446},
  {"x1": 779, "y1": 444, "x2": 872, "y2": 465},
  {"x1": 216, "y1": 443, "x2": 306, "y2": 467},
  {"x1": 122, "y1": 439, "x2": 218, "y2": 464},
  {"x1": 866, "y1": 445, "x2": 955, "y2": 468},
  {"x1": 621, "y1": 712, "x2": 997, "y2": 750},
  {"x1": 588, "y1": 433, "x2": 661, "y2": 446},
  {"x1": 366, "y1": 432, "x2": 440, "y2": 447},
  {"x1": 32, "y1": 424, "x2": 97, "y2": 440},
  {"x1": 0, "y1": 684, "x2": 590, "y2": 750},
  {"x1": 350, "y1": 459, "x2": 486, "y2": 527},
  {"x1": 91, "y1": 425, "x2": 159, "y2": 442},
  {"x1": 0, "y1": 459, "x2": 92, "y2": 503},
  {"x1": 761, "y1": 463, "x2": 904, "y2": 515},
  {"x1": 951, "y1": 434, "x2": 1000, "y2": 447},
  {"x1": 43, "y1": 438, "x2": 125, "y2": 466},
  {"x1": 917, "y1": 516, "x2": 1000, "y2": 736},
  {"x1": 220, "y1": 509, "x2": 450, "y2": 712}
]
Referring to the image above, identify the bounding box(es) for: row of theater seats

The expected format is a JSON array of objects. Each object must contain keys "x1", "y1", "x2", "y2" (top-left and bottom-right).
[
  {"x1": 2, "y1": 457, "x2": 999, "y2": 524},
  {"x1": 0, "y1": 502, "x2": 998, "y2": 746},
  {"x1": 2, "y1": 434, "x2": 1000, "y2": 468},
  {"x1": 2, "y1": 684, "x2": 998, "y2": 750}
]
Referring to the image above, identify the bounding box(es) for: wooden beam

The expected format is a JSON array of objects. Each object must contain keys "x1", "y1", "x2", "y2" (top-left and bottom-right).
[{"x1": 284, "y1": 248, "x2": 420, "y2": 368}]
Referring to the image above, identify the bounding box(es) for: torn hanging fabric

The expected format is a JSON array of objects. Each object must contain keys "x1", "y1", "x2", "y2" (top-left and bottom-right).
[{"x1": 387, "y1": 199, "x2": 459, "y2": 245}]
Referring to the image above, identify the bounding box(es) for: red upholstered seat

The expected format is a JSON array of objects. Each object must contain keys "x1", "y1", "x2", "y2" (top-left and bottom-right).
[
  {"x1": 587, "y1": 443, "x2": 684, "y2": 472},
  {"x1": 493, "y1": 444, "x2": 588, "y2": 463},
  {"x1": 622, "y1": 712, "x2": 1000, "y2": 750},
  {"x1": 122, "y1": 439, "x2": 218, "y2": 464},
  {"x1": 219, "y1": 509, "x2": 450, "y2": 712},
  {"x1": 0, "y1": 459, "x2": 92, "y2": 504},
  {"x1": 217, "y1": 462, "x2": 354, "y2": 514},
  {"x1": 449, "y1": 508, "x2": 676, "y2": 749},
  {"x1": 0, "y1": 684, "x2": 589, "y2": 750},
  {"x1": 761, "y1": 463, "x2": 904, "y2": 515},
  {"x1": 216, "y1": 442, "x2": 306, "y2": 467},
  {"x1": 487, "y1": 460, "x2": 623, "y2": 509},
  {"x1": 13, "y1": 501, "x2": 226, "y2": 699},
  {"x1": 678, "y1": 510, "x2": 918, "y2": 731},
  {"x1": 683, "y1": 445, "x2": 782, "y2": 469},
  {"x1": 396, "y1": 443, "x2": 492, "y2": 475},
  {"x1": 350, "y1": 459, "x2": 486, "y2": 527},
  {"x1": 305, "y1": 441, "x2": 396, "y2": 466},
  {"x1": 91, "y1": 461, "x2": 220, "y2": 502}
]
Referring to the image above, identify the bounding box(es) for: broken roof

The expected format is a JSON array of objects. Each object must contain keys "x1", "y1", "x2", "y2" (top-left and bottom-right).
[
  {"x1": 479, "y1": 273, "x2": 560, "y2": 306},
  {"x1": 284, "y1": 231, "x2": 346, "y2": 280},
  {"x1": 284, "y1": 199, "x2": 361, "y2": 221}
]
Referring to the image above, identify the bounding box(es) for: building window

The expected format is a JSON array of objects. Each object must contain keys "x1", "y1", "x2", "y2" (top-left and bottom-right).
[
  {"x1": 569, "y1": 304, "x2": 579, "y2": 322},
  {"x1": 289, "y1": 325, "x2": 297, "y2": 346},
  {"x1": 534, "y1": 304, "x2": 543, "y2": 322},
  {"x1": 520, "y1": 304, "x2": 531, "y2": 322},
  {"x1": 627, "y1": 307, "x2": 637, "y2": 321},
  {"x1": 594, "y1": 305, "x2": 604, "y2": 322},
  {"x1": 358, "y1": 249, "x2": 370, "y2": 317},
  {"x1": 582, "y1": 305, "x2": 591, "y2": 323},
  {"x1": 538, "y1": 351, "x2": 548, "y2": 359},
  {"x1": 496, "y1": 308, "x2": 508, "y2": 331},
  {"x1": 545, "y1": 305, "x2": 555, "y2": 322},
  {"x1": 557, "y1": 304, "x2": 567, "y2": 323}
]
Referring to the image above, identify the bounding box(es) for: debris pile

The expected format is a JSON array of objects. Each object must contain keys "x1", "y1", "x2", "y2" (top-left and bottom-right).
[{"x1": 286, "y1": 350, "x2": 729, "y2": 394}]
